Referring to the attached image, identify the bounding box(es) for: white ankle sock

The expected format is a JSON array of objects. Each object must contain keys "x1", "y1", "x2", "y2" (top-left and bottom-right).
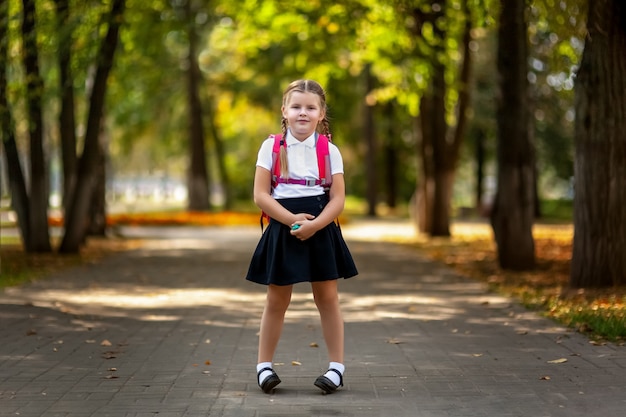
[
  {"x1": 324, "y1": 362, "x2": 345, "y2": 386},
  {"x1": 257, "y1": 362, "x2": 273, "y2": 385}
]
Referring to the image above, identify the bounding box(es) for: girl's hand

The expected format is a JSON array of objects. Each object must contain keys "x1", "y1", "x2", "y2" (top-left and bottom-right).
[{"x1": 290, "y1": 214, "x2": 316, "y2": 240}]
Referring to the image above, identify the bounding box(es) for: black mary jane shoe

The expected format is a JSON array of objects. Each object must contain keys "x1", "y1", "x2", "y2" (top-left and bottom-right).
[
  {"x1": 314, "y1": 369, "x2": 343, "y2": 394},
  {"x1": 258, "y1": 367, "x2": 281, "y2": 393}
]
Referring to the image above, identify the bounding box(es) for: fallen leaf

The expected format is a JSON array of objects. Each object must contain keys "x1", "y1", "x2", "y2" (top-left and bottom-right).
[
  {"x1": 104, "y1": 375, "x2": 119, "y2": 379},
  {"x1": 516, "y1": 330, "x2": 528, "y2": 335},
  {"x1": 100, "y1": 340, "x2": 112, "y2": 347},
  {"x1": 547, "y1": 358, "x2": 568, "y2": 364},
  {"x1": 102, "y1": 352, "x2": 117, "y2": 359},
  {"x1": 309, "y1": 342, "x2": 319, "y2": 348},
  {"x1": 204, "y1": 360, "x2": 211, "y2": 365},
  {"x1": 108, "y1": 368, "x2": 117, "y2": 372},
  {"x1": 26, "y1": 329, "x2": 37, "y2": 336},
  {"x1": 472, "y1": 353, "x2": 483, "y2": 357},
  {"x1": 540, "y1": 376, "x2": 551, "y2": 380},
  {"x1": 387, "y1": 338, "x2": 404, "y2": 344},
  {"x1": 291, "y1": 361, "x2": 302, "y2": 366},
  {"x1": 85, "y1": 340, "x2": 96, "y2": 344},
  {"x1": 204, "y1": 339, "x2": 211, "y2": 344}
]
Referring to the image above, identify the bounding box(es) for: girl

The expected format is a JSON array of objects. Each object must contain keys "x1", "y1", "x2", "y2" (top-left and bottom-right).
[{"x1": 246, "y1": 79, "x2": 358, "y2": 394}]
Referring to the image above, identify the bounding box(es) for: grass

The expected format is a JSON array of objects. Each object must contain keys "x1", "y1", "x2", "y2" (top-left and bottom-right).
[{"x1": 414, "y1": 222, "x2": 626, "y2": 344}]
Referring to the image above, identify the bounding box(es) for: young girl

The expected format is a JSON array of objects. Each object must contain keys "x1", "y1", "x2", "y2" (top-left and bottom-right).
[{"x1": 246, "y1": 79, "x2": 358, "y2": 394}]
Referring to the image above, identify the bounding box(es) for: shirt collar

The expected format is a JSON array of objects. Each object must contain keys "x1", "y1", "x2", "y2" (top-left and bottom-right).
[{"x1": 286, "y1": 130, "x2": 317, "y2": 148}]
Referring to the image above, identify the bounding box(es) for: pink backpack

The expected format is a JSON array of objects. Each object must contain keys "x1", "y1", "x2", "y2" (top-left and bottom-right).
[{"x1": 269, "y1": 133, "x2": 332, "y2": 190}]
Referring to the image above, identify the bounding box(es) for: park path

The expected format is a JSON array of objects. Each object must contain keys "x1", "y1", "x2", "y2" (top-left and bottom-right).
[{"x1": 1, "y1": 219, "x2": 625, "y2": 417}]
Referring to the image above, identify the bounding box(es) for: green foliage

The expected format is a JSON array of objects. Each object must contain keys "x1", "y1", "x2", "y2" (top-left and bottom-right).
[
  {"x1": 1, "y1": 0, "x2": 587, "y2": 212},
  {"x1": 539, "y1": 198, "x2": 573, "y2": 221},
  {"x1": 528, "y1": 0, "x2": 585, "y2": 183}
]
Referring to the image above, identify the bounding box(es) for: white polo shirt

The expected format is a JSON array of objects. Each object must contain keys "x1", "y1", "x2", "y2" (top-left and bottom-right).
[{"x1": 256, "y1": 131, "x2": 344, "y2": 199}]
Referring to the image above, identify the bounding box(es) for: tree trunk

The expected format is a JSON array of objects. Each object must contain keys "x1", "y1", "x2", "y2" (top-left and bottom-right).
[
  {"x1": 381, "y1": 103, "x2": 398, "y2": 210},
  {"x1": 364, "y1": 64, "x2": 377, "y2": 217},
  {"x1": 474, "y1": 128, "x2": 486, "y2": 215},
  {"x1": 416, "y1": 95, "x2": 435, "y2": 233},
  {"x1": 87, "y1": 129, "x2": 107, "y2": 236},
  {"x1": 206, "y1": 96, "x2": 230, "y2": 209},
  {"x1": 185, "y1": 2, "x2": 210, "y2": 211},
  {"x1": 490, "y1": 0, "x2": 535, "y2": 270},
  {"x1": 427, "y1": 54, "x2": 450, "y2": 237},
  {"x1": 54, "y1": 0, "x2": 78, "y2": 217},
  {"x1": 21, "y1": 0, "x2": 51, "y2": 252},
  {"x1": 412, "y1": 0, "x2": 472, "y2": 237},
  {"x1": 571, "y1": 0, "x2": 626, "y2": 288},
  {"x1": 60, "y1": 0, "x2": 125, "y2": 253},
  {"x1": 0, "y1": 2, "x2": 30, "y2": 248}
]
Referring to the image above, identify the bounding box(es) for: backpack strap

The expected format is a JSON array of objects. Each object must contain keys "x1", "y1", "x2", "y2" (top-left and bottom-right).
[
  {"x1": 316, "y1": 134, "x2": 332, "y2": 189},
  {"x1": 270, "y1": 134, "x2": 286, "y2": 189}
]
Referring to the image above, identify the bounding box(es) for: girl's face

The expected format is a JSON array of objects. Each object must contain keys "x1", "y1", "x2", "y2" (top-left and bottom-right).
[{"x1": 282, "y1": 91, "x2": 325, "y2": 141}]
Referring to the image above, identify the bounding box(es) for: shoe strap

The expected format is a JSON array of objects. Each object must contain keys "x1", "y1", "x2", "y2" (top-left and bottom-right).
[
  {"x1": 257, "y1": 367, "x2": 274, "y2": 378},
  {"x1": 327, "y1": 368, "x2": 343, "y2": 386}
]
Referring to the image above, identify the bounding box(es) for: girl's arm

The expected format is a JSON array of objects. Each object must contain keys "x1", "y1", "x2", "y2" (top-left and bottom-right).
[
  {"x1": 253, "y1": 166, "x2": 314, "y2": 226},
  {"x1": 292, "y1": 173, "x2": 345, "y2": 240}
]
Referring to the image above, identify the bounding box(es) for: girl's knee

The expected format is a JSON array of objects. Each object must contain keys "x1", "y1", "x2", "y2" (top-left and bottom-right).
[
  {"x1": 266, "y1": 285, "x2": 292, "y2": 311},
  {"x1": 312, "y1": 283, "x2": 339, "y2": 309}
]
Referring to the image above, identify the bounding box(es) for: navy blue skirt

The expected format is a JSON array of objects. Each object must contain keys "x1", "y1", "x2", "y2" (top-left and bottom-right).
[{"x1": 246, "y1": 195, "x2": 358, "y2": 286}]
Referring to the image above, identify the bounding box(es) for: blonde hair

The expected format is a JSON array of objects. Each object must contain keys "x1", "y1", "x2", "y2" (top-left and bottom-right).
[{"x1": 279, "y1": 80, "x2": 331, "y2": 178}]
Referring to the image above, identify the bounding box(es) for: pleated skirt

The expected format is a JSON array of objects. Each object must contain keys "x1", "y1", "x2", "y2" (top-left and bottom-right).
[{"x1": 246, "y1": 195, "x2": 358, "y2": 286}]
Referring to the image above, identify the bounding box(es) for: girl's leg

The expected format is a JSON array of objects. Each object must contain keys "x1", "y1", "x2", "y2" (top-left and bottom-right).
[
  {"x1": 258, "y1": 284, "x2": 293, "y2": 362},
  {"x1": 311, "y1": 280, "x2": 344, "y2": 363}
]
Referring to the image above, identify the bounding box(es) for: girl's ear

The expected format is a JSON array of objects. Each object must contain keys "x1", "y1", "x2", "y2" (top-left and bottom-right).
[{"x1": 281, "y1": 105, "x2": 287, "y2": 118}]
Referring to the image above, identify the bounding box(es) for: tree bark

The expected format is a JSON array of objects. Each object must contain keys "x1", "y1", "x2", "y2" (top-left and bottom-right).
[
  {"x1": 185, "y1": 1, "x2": 210, "y2": 211},
  {"x1": 87, "y1": 128, "x2": 107, "y2": 236},
  {"x1": 571, "y1": 0, "x2": 626, "y2": 287},
  {"x1": 0, "y1": 1, "x2": 30, "y2": 248},
  {"x1": 53, "y1": 0, "x2": 78, "y2": 217},
  {"x1": 412, "y1": 0, "x2": 472, "y2": 236},
  {"x1": 21, "y1": 0, "x2": 51, "y2": 252},
  {"x1": 490, "y1": 0, "x2": 535, "y2": 270},
  {"x1": 364, "y1": 64, "x2": 377, "y2": 217},
  {"x1": 60, "y1": 0, "x2": 125, "y2": 253},
  {"x1": 205, "y1": 96, "x2": 230, "y2": 209},
  {"x1": 383, "y1": 104, "x2": 398, "y2": 210},
  {"x1": 474, "y1": 128, "x2": 486, "y2": 215}
]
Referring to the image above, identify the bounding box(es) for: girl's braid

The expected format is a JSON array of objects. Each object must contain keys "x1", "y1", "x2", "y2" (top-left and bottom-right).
[
  {"x1": 319, "y1": 117, "x2": 331, "y2": 140},
  {"x1": 279, "y1": 116, "x2": 289, "y2": 178}
]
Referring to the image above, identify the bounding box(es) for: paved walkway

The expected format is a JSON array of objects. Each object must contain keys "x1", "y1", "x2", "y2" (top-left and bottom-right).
[{"x1": 1, "y1": 220, "x2": 625, "y2": 417}]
